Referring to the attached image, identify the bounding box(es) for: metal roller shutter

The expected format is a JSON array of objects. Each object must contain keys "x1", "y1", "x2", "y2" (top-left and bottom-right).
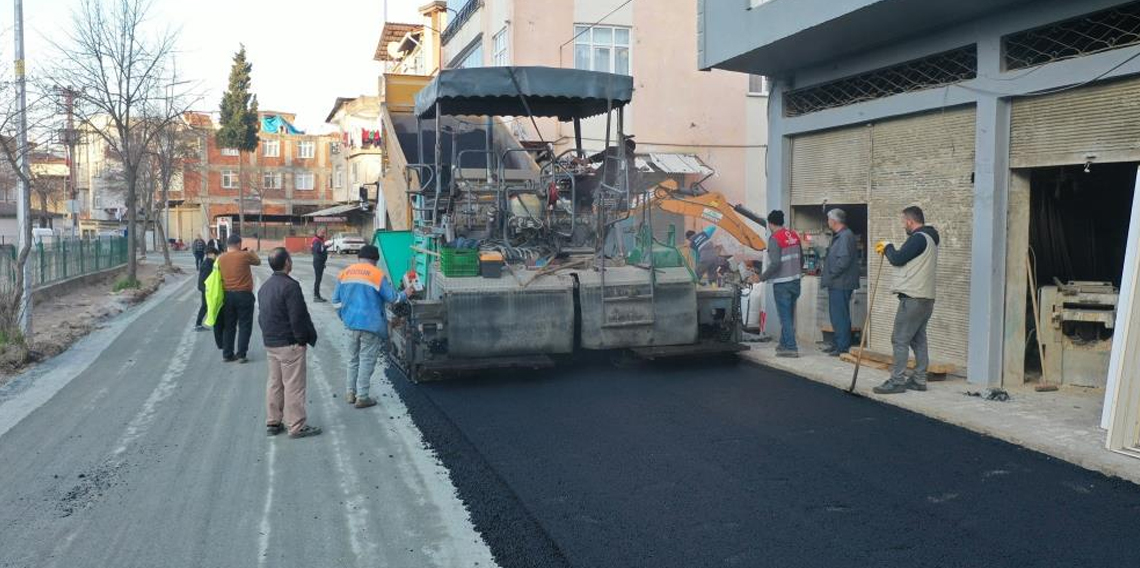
[
  {"x1": 865, "y1": 107, "x2": 977, "y2": 368},
  {"x1": 1011, "y1": 75, "x2": 1140, "y2": 168},
  {"x1": 790, "y1": 124, "x2": 872, "y2": 205}
]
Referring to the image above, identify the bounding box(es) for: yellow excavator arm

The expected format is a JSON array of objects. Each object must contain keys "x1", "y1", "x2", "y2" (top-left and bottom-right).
[{"x1": 645, "y1": 180, "x2": 768, "y2": 251}]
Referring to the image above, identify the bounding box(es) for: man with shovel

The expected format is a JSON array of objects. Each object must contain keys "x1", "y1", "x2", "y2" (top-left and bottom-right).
[{"x1": 873, "y1": 206, "x2": 940, "y2": 395}]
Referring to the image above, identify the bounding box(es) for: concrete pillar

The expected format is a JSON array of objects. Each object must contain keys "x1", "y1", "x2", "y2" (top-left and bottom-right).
[
  {"x1": 966, "y1": 38, "x2": 1011, "y2": 385},
  {"x1": 765, "y1": 81, "x2": 789, "y2": 214}
]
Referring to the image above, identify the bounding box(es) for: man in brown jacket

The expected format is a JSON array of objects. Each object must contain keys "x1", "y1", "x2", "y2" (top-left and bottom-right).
[{"x1": 216, "y1": 234, "x2": 261, "y2": 363}]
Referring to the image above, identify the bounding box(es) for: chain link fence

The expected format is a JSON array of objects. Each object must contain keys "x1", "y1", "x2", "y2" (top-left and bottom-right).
[{"x1": 0, "y1": 237, "x2": 129, "y2": 293}]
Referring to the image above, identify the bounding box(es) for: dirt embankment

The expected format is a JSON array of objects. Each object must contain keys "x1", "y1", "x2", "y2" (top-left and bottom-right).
[{"x1": 0, "y1": 261, "x2": 181, "y2": 381}]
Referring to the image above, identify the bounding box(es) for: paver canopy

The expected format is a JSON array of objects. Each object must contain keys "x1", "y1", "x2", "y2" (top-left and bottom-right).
[{"x1": 414, "y1": 66, "x2": 634, "y2": 121}]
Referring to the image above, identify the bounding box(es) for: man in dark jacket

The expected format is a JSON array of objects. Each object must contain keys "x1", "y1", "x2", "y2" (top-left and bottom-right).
[
  {"x1": 192, "y1": 238, "x2": 206, "y2": 269},
  {"x1": 311, "y1": 229, "x2": 329, "y2": 302},
  {"x1": 257, "y1": 247, "x2": 321, "y2": 438},
  {"x1": 194, "y1": 246, "x2": 218, "y2": 331},
  {"x1": 873, "y1": 206, "x2": 940, "y2": 395},
  {"x1": 821, "y1": 208, "x2": 861, "y2": 357}
]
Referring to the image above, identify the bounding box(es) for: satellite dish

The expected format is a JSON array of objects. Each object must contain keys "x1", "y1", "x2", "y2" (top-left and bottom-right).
[{"x1": 387, "y1": 41, "x2": 403, "y2": 59}]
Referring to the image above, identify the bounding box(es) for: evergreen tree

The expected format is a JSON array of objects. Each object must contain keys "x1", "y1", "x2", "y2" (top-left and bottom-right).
[{"x1": 216, "y1": 46, "x2": 260, "y2": 235}]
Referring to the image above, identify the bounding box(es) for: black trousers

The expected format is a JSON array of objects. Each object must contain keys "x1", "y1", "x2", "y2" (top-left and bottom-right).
[
  {"x1": 194, "y1": 252, "x2": 204, "y2": 269},
  {"x1": 221, "y1": 291, "x2": 256, "y2": 359},
  {"x1": 196, "y1": 290, "x2": 207, "y2": 327},
  {"x1": 313, "y1": 261, "x2": 326, "y2": 298}
]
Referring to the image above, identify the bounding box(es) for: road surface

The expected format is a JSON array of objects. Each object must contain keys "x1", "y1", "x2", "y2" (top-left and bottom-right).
[
  {"x1": 1, "y1": 253, "x2": 1139, "y2": 568},
  {"x1": 0, "y1": 256, "x2": 495, "y2": 568}
]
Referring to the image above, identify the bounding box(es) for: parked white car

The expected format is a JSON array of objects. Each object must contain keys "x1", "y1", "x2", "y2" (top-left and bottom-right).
[{"x1": 330, "y1": 233, "x2": 367, "y2": 255}]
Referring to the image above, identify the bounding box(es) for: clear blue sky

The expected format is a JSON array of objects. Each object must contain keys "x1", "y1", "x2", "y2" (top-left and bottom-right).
[{"x1": 7, "y1": 0, "x2": 422, "y2": 132}]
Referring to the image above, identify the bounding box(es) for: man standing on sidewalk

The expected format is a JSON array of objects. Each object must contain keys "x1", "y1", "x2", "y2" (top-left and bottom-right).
[
  {"x1": 217, "y1": 234, "x2": 260, "y2": 363},
  {"x1": 192, "y1": 237, "x2": 206, "y2": 269},
  {"x1": 258, "y1": 248, "x2": 321, "y2": 438},
  {"x1": 332, "y1": 245, "x2": 406, "y2": 409},
  {"x1": 756, "y1": 210, "x2": 803, "y2": 358},
  {"x1": 821, "y1": 209, "x2": 860, "y2": 357},
  {"x1": 873, "y1": 206, "x2": 940, "y2": 395},
  {"x1": 311, "y1": 229, "x2": 330, "y2": 302}
]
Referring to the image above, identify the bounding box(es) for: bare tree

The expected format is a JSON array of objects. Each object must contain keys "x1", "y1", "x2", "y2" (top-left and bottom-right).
[
  {"x1": 48, "y1": 0, "x2": 197, "y2": 285},
  {"x1": 149, "y1": 115, "x2": 195, "y2": 268}
]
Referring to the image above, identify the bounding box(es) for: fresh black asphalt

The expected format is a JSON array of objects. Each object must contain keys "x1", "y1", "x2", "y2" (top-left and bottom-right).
[{"x1": 390, "y1": 356, "x2": 1140, "y2": 568}]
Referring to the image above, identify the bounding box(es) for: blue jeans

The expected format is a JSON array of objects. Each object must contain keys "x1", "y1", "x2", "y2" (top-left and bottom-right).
[
  {"x1": 346, "y1": 329, "x2": 384, "y2": 399},
  {"x1": 829, "y1": 288, "x2": 854, "y2": 353},
  {"x1": 772, "y1": 280, "x2": 801, "y2": 351}
]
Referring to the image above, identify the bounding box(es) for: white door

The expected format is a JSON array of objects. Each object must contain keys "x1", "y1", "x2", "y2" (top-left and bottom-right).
[{"x1": 1104, "y1": 165, "x2": 1140, "y2": 457}]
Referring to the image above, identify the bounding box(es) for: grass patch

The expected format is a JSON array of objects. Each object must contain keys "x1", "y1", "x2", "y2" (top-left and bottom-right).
[
  {"x1": 0, "y1": 329, "x2": 24, "y2": 346},
  {"x1": 112, "y1": 278, "x2": 141, "y2": 292}
]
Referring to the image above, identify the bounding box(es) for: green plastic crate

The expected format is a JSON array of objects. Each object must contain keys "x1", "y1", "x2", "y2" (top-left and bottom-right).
[{"x1": 440, "y1": 247, "x2": 479, "y2": 277}]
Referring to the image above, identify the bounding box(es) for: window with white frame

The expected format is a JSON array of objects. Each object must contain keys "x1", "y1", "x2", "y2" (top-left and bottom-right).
[
  {"x1": 352, "y1": 163, "x2": 360, "y2": 184},
  {"x1": 334, "y1": 166, "x2": 344, "y2": 189},
  {"x1": 221, "y1": 169, "x2": 238, "y2": 189},
  {"x1": 262, "y1": 171, "x2": 282, "y2": 189},
  {"x1": 220, "y1": 147, "x2": 239, "y2": 156},
  {"x1": 748, "y1": 75, "x2": 770, "y2": 96},
  {"x1": 492, "y1": 27, "x2": 509, "y2": 66},
  {"x1": 574, "y1": 25, "x2": 630, "y2": 75},
  {"x1": 263, "y1": 139, "x2": 280, "y2": 158},
  {"x1": 297, "y1": 140, "x2": 315, "y2": 159},
  {"x1": 295, "y1": 172, "x2": 315, "y2": 191}
]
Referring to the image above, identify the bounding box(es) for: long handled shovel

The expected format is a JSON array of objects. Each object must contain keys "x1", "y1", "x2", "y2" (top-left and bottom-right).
[{"x1": 848, "y1": 254, "x2": 886, "y2": 393}]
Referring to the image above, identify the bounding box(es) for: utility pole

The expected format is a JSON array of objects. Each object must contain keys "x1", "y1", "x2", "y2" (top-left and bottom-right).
[
  {"x1": 58, "y1": 87, "x2": 81, "y2": 238},
  {"x1": 14, "y1": 0, "x2": 32, "y2": 336}
]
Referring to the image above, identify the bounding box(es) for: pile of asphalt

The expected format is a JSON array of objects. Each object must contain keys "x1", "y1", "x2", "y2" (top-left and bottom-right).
[{"x1": 390, "y1": 357, "x2": 1140, "y2": 568}]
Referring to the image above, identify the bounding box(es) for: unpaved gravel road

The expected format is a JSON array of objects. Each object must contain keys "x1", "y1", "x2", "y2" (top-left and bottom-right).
[{"x1": 0, "y1": 254, "x2": 495, "y2": 568}]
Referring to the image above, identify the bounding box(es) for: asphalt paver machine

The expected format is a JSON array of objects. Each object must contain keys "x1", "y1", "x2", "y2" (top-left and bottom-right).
[{"x1": 387, "y1": 66, "x2": 747, "y2": 382}]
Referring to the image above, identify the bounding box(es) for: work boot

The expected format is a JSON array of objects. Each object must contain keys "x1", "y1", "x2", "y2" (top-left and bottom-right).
[
  {"x1": 873, "y1": 379, "x2": 908, "y2": 395},
  {"x1": 289, "y1": 425, "x2": 322, "y2": 439},
  {"x1": 346, "y1": 391, "x2": 356, "y2": 405},
  {"x1": 354, "y1": 396, "x2": 377, "y2": 409},
  {"x1": 905, "y1": 378, "x2": 927, "y2": 392},
  {"x1": 266, "y1": 423, "x2": 284, "y2": 437}
]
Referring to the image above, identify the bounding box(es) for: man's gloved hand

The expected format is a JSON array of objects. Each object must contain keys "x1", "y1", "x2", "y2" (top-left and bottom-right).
[{"x1": 874, "y1": 241, "x2": 888, "y2": 256}]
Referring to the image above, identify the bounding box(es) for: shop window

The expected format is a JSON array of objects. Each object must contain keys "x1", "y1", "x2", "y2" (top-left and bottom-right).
[
  {"x1": 784, "y1": 45, "x2": 977, "y2": 117},
  {"x1": 1005, "y1": 2, "x2": 1140, "y2": 70}
]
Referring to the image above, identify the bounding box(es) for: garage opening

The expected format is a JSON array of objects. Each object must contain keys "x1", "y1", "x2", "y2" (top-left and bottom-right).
[
  {"x1": 1022, "y1": 163, "x2": 1137, "y2": 386},
  {"x1": 790, "y1": 204, "x2": 870, "y2": 349},
  {"x1": 791, "y1": 203, "x2": 869, "y2": 274}
]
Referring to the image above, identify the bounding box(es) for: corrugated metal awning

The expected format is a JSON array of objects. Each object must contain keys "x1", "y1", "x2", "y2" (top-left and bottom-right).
[
  {"x1": 303, "y1": 203, "x2": 363, "y2": 217},
  {"x1": 646, "y1": 153, "x2": 713, "y2": 175}
]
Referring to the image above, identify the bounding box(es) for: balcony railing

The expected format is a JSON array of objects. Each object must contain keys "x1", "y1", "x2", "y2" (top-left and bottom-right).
[{"x1": 441, "y1": 0, "x2": 483, "y2": 45}]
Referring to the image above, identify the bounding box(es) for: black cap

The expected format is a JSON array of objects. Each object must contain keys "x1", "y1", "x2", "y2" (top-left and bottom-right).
[{"x1": 357, "y1": 245, "x2": 380, "y2": 261}]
